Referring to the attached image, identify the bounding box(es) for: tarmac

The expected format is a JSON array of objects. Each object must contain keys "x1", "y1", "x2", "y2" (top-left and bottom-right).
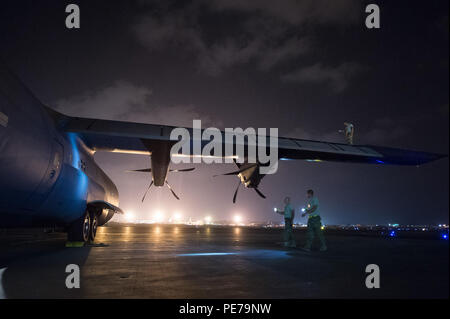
[{"x1": 0, "y1": 224, "x2": 448, "y2": 299}]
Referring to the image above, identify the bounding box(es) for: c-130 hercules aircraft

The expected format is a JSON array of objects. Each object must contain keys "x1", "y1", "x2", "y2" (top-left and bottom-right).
[{"x1": 0, "y1": 62, "x2": 445, "y2": 243}]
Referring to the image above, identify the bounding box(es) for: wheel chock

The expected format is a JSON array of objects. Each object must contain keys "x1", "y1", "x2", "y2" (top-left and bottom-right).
[{"x1": 65, "y1": 241, "x2": 85, "y2": 248}]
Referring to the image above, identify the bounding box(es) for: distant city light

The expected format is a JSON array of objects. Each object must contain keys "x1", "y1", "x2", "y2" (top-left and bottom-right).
[
  {"x1": 173, "y1": 212, "x2": 183, "y2": 223},
  {"x1": 204, "y1": 216, "x2": 212, "y2": 224},
  {"x1": 153, "y1": 211, "x2": 165, "y2": 223},
  {"x1": 124, "y1": 211, "x2": 135, "y2": 222},
  {"x1": 233, "y1": 215, "x2": 242, "y2": 224}
]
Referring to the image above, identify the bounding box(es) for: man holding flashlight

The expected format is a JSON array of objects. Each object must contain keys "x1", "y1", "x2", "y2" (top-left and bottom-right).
[
  {"x1": 301, "y1": 189, "x2": 327, "y2": 252},
  {"x1": 274, "y1": 197, "x2": 296, "y2": 248}
]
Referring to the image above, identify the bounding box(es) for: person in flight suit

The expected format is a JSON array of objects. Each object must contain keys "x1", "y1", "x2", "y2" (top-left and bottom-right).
[
  {"x1": 301, "y1": 189, "x2": 327, "y2": 252},
  {"x1": 274, "y1": 196, "x2": 296, "y2": 248}
]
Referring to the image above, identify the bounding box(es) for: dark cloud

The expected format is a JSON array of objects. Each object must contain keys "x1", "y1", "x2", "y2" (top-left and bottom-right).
[
  {"x1": 131, "y1": 0, "x2": 359, "y2": 77},
  {"x1": 208, "y1": 0, "x2": 361, "y2": 25},
  {"x1": 55, "y1": 81, "x2": 220, "y2": 127},
  {"x1": 281, "y1": 62, "x2": 365, "y2": 93}
]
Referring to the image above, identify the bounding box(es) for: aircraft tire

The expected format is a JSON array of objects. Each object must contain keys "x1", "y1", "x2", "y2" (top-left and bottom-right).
[
  {"x1": 89, "y1": 213, "x2": 98, "y2": 242},
  {"x1": 67, "y1": 210, "x2": 91, "y2": 243}
]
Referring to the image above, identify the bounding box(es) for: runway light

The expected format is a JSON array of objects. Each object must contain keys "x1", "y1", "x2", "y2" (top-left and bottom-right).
[
  {"x1": 173, "y1": 212, "x2": 182, "y2": 223},
  {"x1": 124, "y1": 211, "x2": 135, "y2": 222},
  {"x1": 153, "y1": 211, "x2": 165, "y2": 223}
]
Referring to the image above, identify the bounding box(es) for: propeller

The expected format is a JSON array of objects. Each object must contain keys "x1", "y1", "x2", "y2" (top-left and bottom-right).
[
  {"x1": 170, "y1": 167, "x2": 195, "y2": 172},
  {"x1": 213, "y1": 164, "x2": 258, "y2": 177},
  {"x1": 232, "y1": 181, "x2": 241, "y2": 203},
  {"x1": 254, "y1": 187, "x2": 266, "y2": 199},
  {"x1": 127, "y1": 168, "x2": 152, "y2": 173},
  {"x1": 128, "y1": 167, "x2": 195, "y2": 173},
  {"x1": 132, "y1": 166, "x2": 193, "y2": 202},
  {"x1": 165, "y1": 181, "x2": 180, "y2": 200},
  {"x1": 141, "y1": 180, "x2": 154, "y2": 202}
]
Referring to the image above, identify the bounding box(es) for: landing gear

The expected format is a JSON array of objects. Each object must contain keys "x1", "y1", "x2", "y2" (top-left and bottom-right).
[
  {"x1": 89, "y1": 212, "x2": 98, "y2": 242},
  {"x1": 67, "y1": 210, "x2": 90, "y2": 242}
]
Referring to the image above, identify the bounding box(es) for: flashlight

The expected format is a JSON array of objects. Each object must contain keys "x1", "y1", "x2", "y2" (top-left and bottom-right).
[
  {"x1": 273, "y1": 207, "x2": 278, "y2": 212},
  {"x1": 301, "y1": 208, "x2": 306, "y2": 212}
]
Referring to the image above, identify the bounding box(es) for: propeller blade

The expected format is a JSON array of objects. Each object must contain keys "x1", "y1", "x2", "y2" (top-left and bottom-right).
[
  {"x1": 127, "y1": 168, "x2": 152, "y2": 173},
  {"x1": 141, "y1": 180, "x2": 154, "y2": 202},
  {"x1": 170, "y1": 167, "x2": 195, "y2": 172},
  {"x1": 232, "y1": 181, "x2": 241, "y2": 204},
  {"x1": 214, "y1": 164, "x2": 258, "y2": 177},
  {"x1": 165, "y1": 181, "x2": 180, "y2": 200},
  {"x1": 254, "y1": 187, "x2": 266, "y2": 199}
]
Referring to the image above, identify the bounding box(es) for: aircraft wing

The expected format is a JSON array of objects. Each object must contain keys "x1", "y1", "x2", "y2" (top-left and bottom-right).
[{"x1": 53, "y1": 110, "x2": 445, "y2": 166}]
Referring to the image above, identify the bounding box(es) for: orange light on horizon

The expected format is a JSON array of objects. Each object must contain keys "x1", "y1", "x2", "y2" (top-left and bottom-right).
[
  {"x1": 233, "y1": 215, "x2": 242, "y2": 224},
  {"x1": 153, "y1": 210, "x2": 165, "y2": 223},
  {"x1": 173, "y1": 212, "x2": 183, "y2": 223},
  {"x1": 204, "y1": 216, "x2": 212, "y2": 224}
]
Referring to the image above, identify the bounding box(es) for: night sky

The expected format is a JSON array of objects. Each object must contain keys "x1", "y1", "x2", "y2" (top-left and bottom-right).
[{"x1": 1, "y1": 0, "x2": 448, "y2": 225}]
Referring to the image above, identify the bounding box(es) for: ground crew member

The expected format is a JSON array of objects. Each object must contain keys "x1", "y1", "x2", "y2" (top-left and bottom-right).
[
  {"x1": 274, "y1": 196, "x2": 296, "y2": 248},
  {"x1": 343, "y1": 122, "x2": 354, "y2": 145},
  {"x1": 301, "y1": 189, "x2": 327, "y2": 252}
]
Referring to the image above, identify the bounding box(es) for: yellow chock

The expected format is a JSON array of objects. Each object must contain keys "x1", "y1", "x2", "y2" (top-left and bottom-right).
[{"x1": 65, "y1": 241, "x2": 85, "y2": 248}]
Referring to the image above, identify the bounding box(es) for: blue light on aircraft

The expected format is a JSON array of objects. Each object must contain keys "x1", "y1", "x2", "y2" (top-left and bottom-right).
[
  {"x1": 68, "y1": 133, "x2": 88, "y2": 199},
  {"x1": 442, "y1": 234, "x2": 448, "y2": 240},
  {"x1": 389, "y1": 231, "x2": 396, "y2": 237},
  {"x1": 77, "y1": 170, "x2": 88, "y2": 198},
  {"x1": 376, "y1": 160, "x2": 385, "y2": 164},
  {"x1": 68, "y1": 133, "x2": 80, "y2": 168}
]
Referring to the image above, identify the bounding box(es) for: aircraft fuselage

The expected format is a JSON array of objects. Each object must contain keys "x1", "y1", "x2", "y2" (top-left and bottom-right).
[{"x1": 0, "y1": 67, "x2": 118, "y2": 227}]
